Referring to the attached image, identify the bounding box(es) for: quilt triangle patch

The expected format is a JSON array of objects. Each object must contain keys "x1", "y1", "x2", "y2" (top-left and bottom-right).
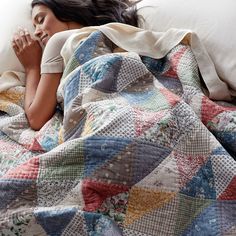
[
  {"x1": 74, "y1": 31, "x2": 109, "y2": 65},
  {"x1": 159, "y1": 87, "x2": 181, "y2": 106},
  {"x1": 35, "y1": 207, "x2": 77, "y2": 236},
  {"x1": 90, "y1": 55, "x2": 123, "y2": 92},
  {"x1": 218, "y1": 176, "x2": 236, "y2": 200},
  {"x1": 174, "y1": 194, "x2": 212, "y2": 236},
  {"x1": 162, "y1": 46, "x2": 188, "y2": 79},
  {"x1": 84, "y1": 212, "x2": 122, "y2": 235},
  {"x1": 28, "y1": 138, "x2": 43, "y2": 152},
  {"x1": 1, "y1": 157, "x2": 39, "y2": 180},
  {"x1": 89, "y1": 140, "x2": 172, "y2": 188},
  {"x1": 88, "y1": 142, "x2": 135, "y2": 186},
  {"x1": 217, "y1": 201, "x2": 236, "y2": 235},
  {"x1": 83, "y1": 136, "x2": 131, "y2": 177},
  {"x1": 210, "y1": 149, "x2": 236, "y2": 198},
  {"x1": 137, "y1": 154, "x2": 181, "y2": 193},
  {"x1": 180, "y1": 159, "x2": 216, "y2": 199},
  {"x1": 82, "y1": 179, "x2": 129, "y2": 211},
  {"x1": 0, "y1": 179, "x2": 34, "y2": 210},
  {"x1": 133, "y1": 108, "x2": 164, "y2": 137},
  {"x1": 132, "y1": 141, "x2": 172, "y2": 185},
  {"x1": 124, "y1": 186, "x2": 176, "y2": 226},
  {"x1": 175, "y1": 153, "x2": 209, "y2": 188},
  {"x1": 213, "y1": 130, "x2": 236, "y2": 154},
  {"x1": 180, "y1": 200, "x2": 236, "y2": 236},
  {"x1": 122, "y1": 89, "x2": 158, "y2": 107},
  {"x1": 201, "y1": 96, "x2": 236, "y2": 125}
]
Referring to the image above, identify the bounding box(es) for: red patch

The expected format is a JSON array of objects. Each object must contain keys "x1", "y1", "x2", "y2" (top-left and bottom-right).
[
  {"x1": 1, "y1": 157, "x2": 39, "y2": 180},
  {"x1": 82, "y1": 179, "x2": 129, "y2": 211},
  {"x1": 175, "y1": 152, "x2": 208, "y2": 188},
  {"x1": 162, "y1": 47, "x2": 187, "y2": 79},
  {"x1": 201, "y1": 96, "x2": 236, "y2": 125},
  {"x1": 133, "y1": 108, "x2": 166, "y2": 136},
  {"x1": 160, "y1": 87, "x2": 180, "y2": 106},
  {"x1": 218, "y1": 176, "x2": 236, "y2": 200}
]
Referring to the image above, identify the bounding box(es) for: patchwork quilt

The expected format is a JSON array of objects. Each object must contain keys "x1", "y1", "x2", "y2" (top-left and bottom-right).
[{"x1": 0, "y1": 30, "x2": 236, "y2": 235}]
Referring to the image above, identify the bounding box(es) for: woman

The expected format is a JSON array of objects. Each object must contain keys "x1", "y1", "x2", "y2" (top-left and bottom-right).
[{"x1": 12, "y1": 0, "x2": 139, "y2": 130}]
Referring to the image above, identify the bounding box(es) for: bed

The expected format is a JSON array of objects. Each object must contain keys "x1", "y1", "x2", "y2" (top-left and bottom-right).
[{"x1": 0, "y1": 0, "x2": 236, "y2": 235}]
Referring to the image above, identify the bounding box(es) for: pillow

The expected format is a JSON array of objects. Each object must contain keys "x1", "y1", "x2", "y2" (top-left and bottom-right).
[
  {"x1": 0, "y1": 0, "x2": 34, "y2": 75},
  {"x1": 137, "y1": 0, "x2": 236, "y2": 93}
]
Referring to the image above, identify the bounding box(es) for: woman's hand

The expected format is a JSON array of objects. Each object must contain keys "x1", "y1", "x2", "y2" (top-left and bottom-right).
[{"x1": 12, "y1": 28, "x2": 43, "y2": 72}]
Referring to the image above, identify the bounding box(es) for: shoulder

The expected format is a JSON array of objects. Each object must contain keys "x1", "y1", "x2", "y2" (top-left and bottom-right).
[
  {"x1": 45, "y1": 30, "x2": 78, "y2": 51},
  {"x1": 41, "y1": 29, "x2": 80, "y2": 73}
]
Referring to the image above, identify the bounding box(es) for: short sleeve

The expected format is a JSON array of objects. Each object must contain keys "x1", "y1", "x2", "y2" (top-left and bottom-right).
[{"x1": 41, "y1": 30, "x2": 78, "y2": 74}]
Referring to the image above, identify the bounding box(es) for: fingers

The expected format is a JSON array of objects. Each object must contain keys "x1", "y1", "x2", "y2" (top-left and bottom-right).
[
  {"x1": 12, "y1": 28, "x2": 33, "y2": 52},
  {"x1": 13, "y1": 33, "x2": 23, "y2": 49},
  {"x1": 23, "y1": 29, "x2": 32, "y2": 43},
  {"x1": 20, "y1": 28, "x2": 33, "y2": 46},
  {"x1": 12, "y1": 40, "x2": 19, "y2": 54},
  {"x1": 19, "y1": 29, "x2": 28, "y2": 46}
]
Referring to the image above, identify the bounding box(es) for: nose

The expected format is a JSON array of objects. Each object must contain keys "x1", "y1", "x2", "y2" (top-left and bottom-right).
[{"x1": 34, "y1": 25, "x2": 43, "y2": 38}]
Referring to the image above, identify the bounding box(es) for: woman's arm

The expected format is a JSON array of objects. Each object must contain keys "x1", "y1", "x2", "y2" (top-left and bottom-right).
[
  {"x1": 12, "y1": 29, "x2": 61, "y2": 130},
  {"x1": 24, "y1": 70, "x2": 61, "y2": 130}
]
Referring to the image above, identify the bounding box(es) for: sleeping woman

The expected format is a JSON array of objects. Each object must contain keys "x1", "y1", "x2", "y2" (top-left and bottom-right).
[{"x1": 12, "y1": 0, "x2": 139, "y2": 130}]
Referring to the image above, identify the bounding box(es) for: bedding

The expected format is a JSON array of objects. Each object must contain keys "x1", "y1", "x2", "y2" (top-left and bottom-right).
[
  {"x1": 0, "y1": 23, "x2": 236, "y2": 235},
  {"x1": 137, "y1": 0, "x2": 236, "y2": 96},
  {"x1": 0, "y1": 0, "x2": 34, "y2": 75}
]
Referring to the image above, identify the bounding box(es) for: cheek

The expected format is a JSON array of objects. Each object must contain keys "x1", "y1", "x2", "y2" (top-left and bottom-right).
[{"x1": 44, "y1": 18, "x2": 68, "y2": 35}]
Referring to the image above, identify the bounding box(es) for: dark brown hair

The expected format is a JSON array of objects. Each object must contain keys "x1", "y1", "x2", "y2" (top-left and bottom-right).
[{"x1": 31, "y1": 0, "x2": 140, "y2": 27}]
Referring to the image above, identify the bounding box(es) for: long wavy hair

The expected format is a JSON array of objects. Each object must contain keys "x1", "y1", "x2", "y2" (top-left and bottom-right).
[{"x1": 31, "y1": 0, "x2": 140, "y2": 27}]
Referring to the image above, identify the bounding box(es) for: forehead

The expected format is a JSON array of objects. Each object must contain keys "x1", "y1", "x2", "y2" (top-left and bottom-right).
[{"x1": 32, "y1": 4, "x2": 50, "y2": 20}]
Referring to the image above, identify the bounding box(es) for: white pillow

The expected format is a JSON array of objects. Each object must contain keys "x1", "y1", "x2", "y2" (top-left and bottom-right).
[
  {"x1": 137, "y1": 0, "x2": 236, "y2": 92},
  {"x1": 0, "y1": 0, "x2": 34, "y2": 75}
]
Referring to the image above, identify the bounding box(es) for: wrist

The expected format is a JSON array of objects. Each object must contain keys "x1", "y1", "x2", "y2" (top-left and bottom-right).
[{"x1": 25, "y1": 66, "x2": 40, "y2": 75}]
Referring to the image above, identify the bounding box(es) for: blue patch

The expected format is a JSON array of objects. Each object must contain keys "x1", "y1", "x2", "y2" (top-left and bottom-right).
[
  {"x1": 182, "y1": 201, "x2": 236, "y2": 236},
  {"x1": 64, "y1": 70, "x2": 81, "y2": 107},
  {"x1": 121, "y1": 90, "x2": 156, "y2": 105},
  {"x1": 83, "y1": 54, "x2": 122, "y2": 91},
  {"x1": 34, "y1": 207, "x2": 77, "y2": 235},
  {"x1": 212, "y1": 131, "x2": 236, "y2": 158},
  {"x1": 131, "y1": 140, "x2": 172, "y2": 185},
  {"x1": 180, "y1": 159, "x2": 216, "y2": 199},
  {"x1": 83, "y1": 136, "x2": 132, "y2": 177},
  {"x1": 84, "y1": 212, "x2": 122, "y2": 236},
  {"x1": 64, "y1": 54, "x2": 123, "y2": 107},
  {"x1": 141, "y1": 56, "x2": 167, "y2": 76},
  {"x1": 74, "y1": 31, "x2": 108, "y2": 65},
  {"x1": 41, "y1": 135, "x2": 59, "y2": 152},
  {"x1": 84, "y1": 212, "x2": 102, "y2": 233},
  {"x1": 0, "y1": 179, "x2": 34, "y2": 210},
  {"x1": 211, "y1": 146, "x2": 230, "y2": 156}
]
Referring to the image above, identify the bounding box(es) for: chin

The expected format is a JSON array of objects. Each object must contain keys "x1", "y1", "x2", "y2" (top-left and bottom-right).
[{"x1": 38, "y1": 40, "x2": 45, "y2": 49}]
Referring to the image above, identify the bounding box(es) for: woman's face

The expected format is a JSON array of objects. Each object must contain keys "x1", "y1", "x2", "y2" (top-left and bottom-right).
[{"x1": 32, "y1": 4, "x2": 68, "y2": 45}]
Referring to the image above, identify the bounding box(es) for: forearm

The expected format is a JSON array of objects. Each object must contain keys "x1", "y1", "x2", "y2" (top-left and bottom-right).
[
  {"x1": 24, "y1": 68, "x2": 41, "y2": 113},
  {"x1": 23, "y1": 71, "x2": 61, "y2": 131}
]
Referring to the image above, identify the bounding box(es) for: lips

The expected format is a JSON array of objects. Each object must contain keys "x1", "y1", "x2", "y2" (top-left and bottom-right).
[{"x1": 40, "y1": 35, "x2": 48, "y2": 45}]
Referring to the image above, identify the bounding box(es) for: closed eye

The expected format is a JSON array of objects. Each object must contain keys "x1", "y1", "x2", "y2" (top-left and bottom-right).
[{"x1": 38, "y1": 16, "x2": 45, "y2": 24}]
